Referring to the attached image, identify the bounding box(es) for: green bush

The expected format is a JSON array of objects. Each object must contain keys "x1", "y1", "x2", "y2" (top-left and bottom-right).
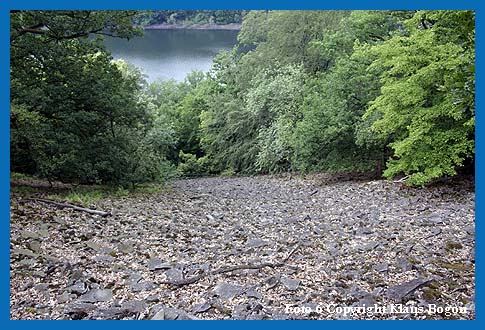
[{"x1": 177, "y1": 151, "x2": 209, "y2": 177}]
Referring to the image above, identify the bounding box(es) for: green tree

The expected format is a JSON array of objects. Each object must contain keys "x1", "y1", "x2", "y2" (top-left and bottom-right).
[
  {"x1": 363, "y1": 10, "x2": 475, "y2": 185},
  {"x1": 292, "y1": 11, "x2": 409, "y2": 174},
  {"x1": 10, "y1": 10, "x2": 177, "y2": 187}
]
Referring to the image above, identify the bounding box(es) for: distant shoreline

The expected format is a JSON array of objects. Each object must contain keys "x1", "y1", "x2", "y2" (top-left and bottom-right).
[{"x1": 143, "y1": 23, "x2": 242, "y2": 31}]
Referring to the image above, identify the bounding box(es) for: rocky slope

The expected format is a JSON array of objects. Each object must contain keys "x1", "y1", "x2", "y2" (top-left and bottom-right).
[{"x1": 10, "y1": 175, "x2": 475, "y2": 319}]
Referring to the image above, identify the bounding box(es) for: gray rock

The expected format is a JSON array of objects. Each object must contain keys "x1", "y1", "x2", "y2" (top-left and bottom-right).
[
  {"x1": 57, "y1": 291, "x2": 71, "y2": 303},
  {"x1": 151, "y1": 309, "x2": 165, "y2": 320},
  {"x1": 281, "y1": 277, "x2": 300, "y2": 291},
  {"x1": 118, "y1": 243, "x2": 134, "y2": 254},
  {"x1": 42, "y1": 254, "x2": 60, "y2": 263},
  {"x1": 69, "y1": 270, "x2": 84, "y2": 283},
  {"x1": 346, "y1": 285, "x2": 371, "y2": 300},
  {"x1": 100, "y1": 247, "x2": 115, "y2": 255},
  {"x1": 165, "y1": 268, "x2": 184, "y2": 282},
  {"x1": 246, "y1": 239, "x2": 268, "y2": 248},
  {"x1": 20, "y1": 230, "x2": 40, "y2": 239},
  {"x1": 79, "y1": 289, "x2": 113, "y2": 303},
  {"x1": 34, "y1": 283, "x2": 49, "y2": 291},
  {"x1": 264, "y1": 275, "x2": 280, "y2": 289},
  {"x1": 93, "y1": 307, "x2": 124, "y2": 319},
  {"x1": 356, "y1": 227, "x2": 373, "y2": 235},
  {"x1": 33, "y1": 270, "x2": 46, "y2": 278},
  {"x1": 359, "y1": 241, "x2": 379, "y2": 252},
  {"x1": 233, "y1": 303, "x2": 251, "y2": 319},
  {"x1": 124, "y1": 272, "x2": 142, "y2": 285},
  {"x1": 245, "y1": 287, "x2": 262, "y2": 299},
  {"x1": 94, "y1": 255, "x2": 115, "y2": 263},
  {"x1": 419, "y1": 215, "x2": 444, "y2": 226},
  {"x1": 352, "y1": 294, "x2": 376, "y2": 307},
  {"x1": 192, "y1": 301, "x2": 212, "y2": 314},
  {"x1": 85, "y1": 241, "x2": 103, "y2": 252},
  {"x1": 372, "y1": 287, "x2": 384, "y2": 296},
  {"x1": 151, "y1": 306, "x2": 198, "y2": 320},
  {"x1": 27, "y1": 241, "x2": 42, "y2": 252},
  {"x1": 374, "y1": 263, "x2": 389, "y2": 273},
  {"x1": 429, "y1": 227, "x2": 442, "y2": 237},
  {"x1": 464, "y1": 225, "x2": 475, "y2": 236},
  {"x1": 18, "y1": 258, "x2": 36, "y2": 268},
  {"x1": 12, "y1": 248, "x2": 39, "y2": 258},
  {"x1": 54, "y1": 217, "x2": 66, "y2": 225},
  {"x1": 396, "y1": 257, "x2": 413, "y2": 271},
  {"x1": 121, "y1": 300, "x2": 146, "y2": 314},
  {"x1": 66, "y1": 282, "x2": 87, "y2": 295},
  {"x1": 131, "y1": 281, "x2": 157, "y2": 292},
  {"x1": 214, "y1": 283, "x2": 243, "y2": 301},
  {"x1": 38, "y1": 228, "x2": 50, "y2": 238},
  {"x1": 64, "y1": 302, "x2": 96, "y2": 318},
  {"x1": 148, "y1": 258, "x2": 171, "y2": 271},
  {"x1": 387, "y1": 278, "x2": 433, "y2": 301}
]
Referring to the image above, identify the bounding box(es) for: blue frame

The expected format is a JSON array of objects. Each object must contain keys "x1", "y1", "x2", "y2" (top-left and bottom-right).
[{"x1": 1, "y1": 0, "x2": 482, "y2": 328}]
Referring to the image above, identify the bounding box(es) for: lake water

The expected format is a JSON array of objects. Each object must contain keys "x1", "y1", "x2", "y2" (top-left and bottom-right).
[{"x1": 103, "y1": 29, "x2": 239, "y2": 83}]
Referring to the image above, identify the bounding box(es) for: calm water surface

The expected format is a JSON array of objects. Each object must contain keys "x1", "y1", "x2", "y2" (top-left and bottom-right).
[{"x1": 103, "y1": 29, "x2": 239, "y2": 82}]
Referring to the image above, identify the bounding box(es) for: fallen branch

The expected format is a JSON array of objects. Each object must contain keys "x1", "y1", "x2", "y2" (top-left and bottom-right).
[
  {"x1": 24, "y1": 197, "x2": 111, "y2": 217},
  {"x1": 393, "y1": 175, "x2": 411, "y2": 183},
  {"x1": 163, "y1": 244, "x2": 300, "y2": 287},
  {"x1": 309, "y1": 190, "x2": 319, "y2": 197}
]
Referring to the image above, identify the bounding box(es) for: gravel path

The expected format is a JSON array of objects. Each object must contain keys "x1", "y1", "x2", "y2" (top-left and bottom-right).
[{"x1": 10, "y1": 175, "x2": 475, "y2": 319}]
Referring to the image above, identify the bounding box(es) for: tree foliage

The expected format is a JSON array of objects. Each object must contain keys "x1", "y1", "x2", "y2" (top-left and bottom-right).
[
  {"x1": 11, "y1": 10, "x2": 475, "y2": 187},
  {"x1": 363, "y1": 10, "x2": 475, "y2": 184},
  {"x1": 10, "y1": 11, "x2": 173, "y2": 187},
  {"x1": 134, "y1": 10, "x2": 246, "y2": 27}
]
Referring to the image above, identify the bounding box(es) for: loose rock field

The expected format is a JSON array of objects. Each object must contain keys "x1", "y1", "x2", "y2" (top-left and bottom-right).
[{"x1": 10, "y1": 175, "x2": 475, "y2": 319}]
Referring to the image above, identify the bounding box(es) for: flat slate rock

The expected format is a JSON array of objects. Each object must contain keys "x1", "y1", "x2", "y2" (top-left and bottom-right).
[
  {"x1": 122, "y1": 300, "x2": 147, "y2": 314},
  {"x1": 374, "y1": 263, "x2": 389, "y2": 273},
  {"x1": 245, "y1": 287, "x2": 263, "y2": 299},
  {"x1": 356, "y1": 227, "x2": 373, "y2": 235},
  {"x1": 64, "y1": 301, "x2": 97, "y2": 315},
  {"x1": 148, "y1": 258, "x2": 171, "y2": 271},
  {"x1": 78, "y1": 289, "x2": 113, "y2": 303},
  {"x1": 246, "y1": 239, "x2": 269, "y2": 248},
  {"x1": 192, "y1": 301, "x2": 212, "y2": 314},
  {"x1": 214, "y1": 283, "x2": 243, "y2": 301},
  {"x1": 281, "y1": 277, "x2": 301, "y2": 291},
  {"x1": 387, "y1": 278, "x2": 433, "y2": 301},
  {"x1": 118, "y1": 243, "x2": 134, "y2": 254},
  {"x1": 232, "y1": 303, "x2": 252, "y2": 319},
  {"x1": 352, "y1": 294, "x2": 376, "y2": 307},
  {"x1": 151, "y1": 306, "x2": 198, "y2": 320},
  {"x1": 359, "y1": 241, "x2": 379, "y2": 252},
  {"x1": 85, "y1": 241, "x2": 103, "y2": 252},
  {"x1": 130, "y1": 281, "x2": 157, "y2": 292},
  {"x1": 12, "y1": 248, "x2": 39, "y2": 258},
  {"x1": 396, "y1": 258, "x2": 413, "y2": 271},
  {"x1": 94, "y1": 255, "x2": 115, "y2": 263},
  {"x1": 264, "y1": 275, "x2": 280, "y2": 289},
  {"x1": 93, "y1": 307, "x2": 124, "y2": 319},
  {"x1": 165, "y1": 268, "x2": 184, "y2": 282},
  {"x1": 20, "y1": 230, "x2": 40, "y2": 239}
]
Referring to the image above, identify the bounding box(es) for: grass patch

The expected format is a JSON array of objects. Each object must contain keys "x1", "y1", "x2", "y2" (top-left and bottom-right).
[
  {"x1": 10, "y1": 172, "x2": 36, "y2": 181},
  {"x1": 11, "y1": 175, "x2": 170, "y2": 207},
  {"x1": 10, "y1": 186, "x2": 37, "y2": 196},
  {"x1": 47, "y1": 190, "x2": 105, "y2": 206},
  {"x1": 438, "y1": 262, "x2": 474, "y2": 272},
  {"x1": 45, "y1": 183, "x2": 169, "y2": 206}
]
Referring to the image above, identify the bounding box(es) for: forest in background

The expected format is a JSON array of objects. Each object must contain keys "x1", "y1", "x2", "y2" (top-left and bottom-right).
[
  {"x1": 134, "y1": 10, "x2": 246, "y2": 27},
  {"x1": 10, "y1": 10, "x2": 475, "y2": 188}
]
